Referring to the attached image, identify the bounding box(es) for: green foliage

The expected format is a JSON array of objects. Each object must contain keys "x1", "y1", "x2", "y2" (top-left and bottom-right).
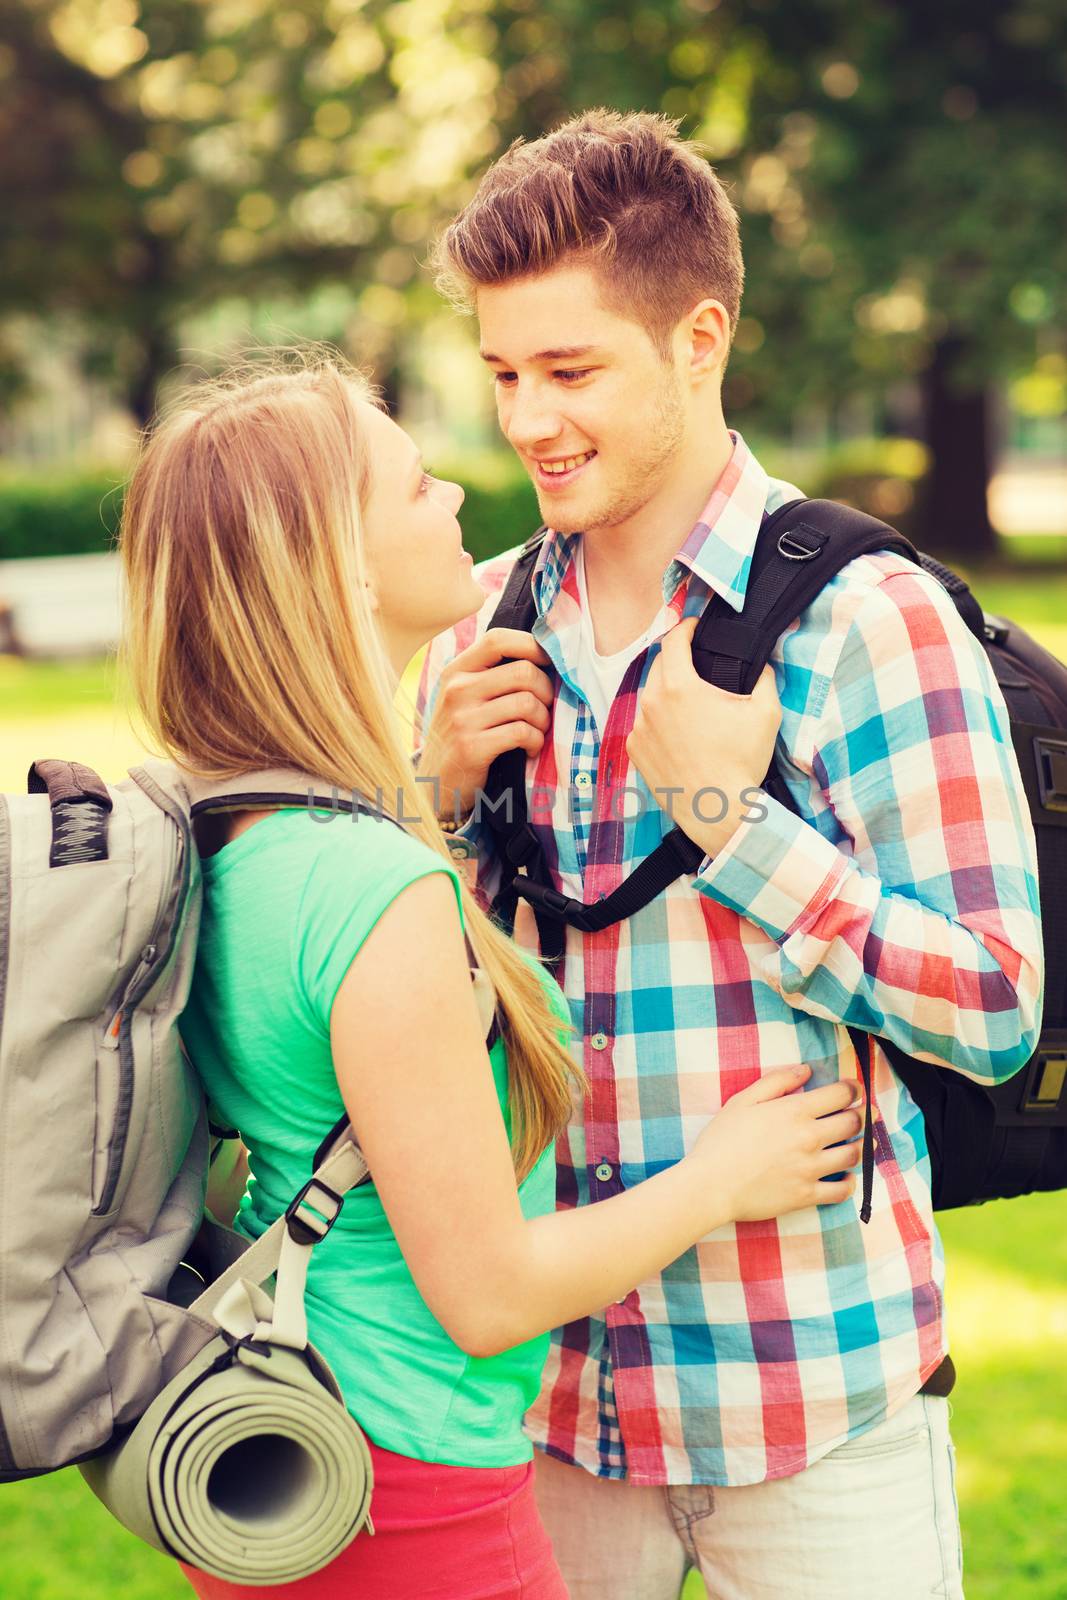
[
  {"x1": 0, "y1": 470, "x2": 121, "y2": 561},
  {"x1": 0, "y1": 0, "x2": 501, "y2": 417},
  {"x1": 0, "y1": 458, "x2": 536, "y2": 565},
  {"x1": 765, "y1": 435, "x2": 929, "y2": 543},
  {"x1": 0, "y1": 444, "x2": 1062, "y2": 574}
]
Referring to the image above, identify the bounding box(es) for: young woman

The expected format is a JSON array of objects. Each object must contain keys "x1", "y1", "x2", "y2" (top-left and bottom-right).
[{"x1": 120, "y1": 354, "x2": 863, "y2": 1600}]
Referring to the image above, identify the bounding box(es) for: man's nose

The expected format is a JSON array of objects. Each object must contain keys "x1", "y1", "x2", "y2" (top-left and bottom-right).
[{"x1": 503, "y1": 384, "x2": 562, "y2": 453}]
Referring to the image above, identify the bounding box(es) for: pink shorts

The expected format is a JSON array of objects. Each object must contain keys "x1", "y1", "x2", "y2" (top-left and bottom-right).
[{"x1": 181, "y1": 1437, "x2": 569, "y2": 1600}]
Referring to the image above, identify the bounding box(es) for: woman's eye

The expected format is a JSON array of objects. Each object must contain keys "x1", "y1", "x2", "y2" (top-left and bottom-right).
[
  {"x1": 419, "y1": 470, "x2": 435, "y2": 493},
  {"x1": 555, "y1": 369, "x2": 591, "y2": 383},
  {"x1": 493, "y1": 372, "x2": 517, "y2": 386}
]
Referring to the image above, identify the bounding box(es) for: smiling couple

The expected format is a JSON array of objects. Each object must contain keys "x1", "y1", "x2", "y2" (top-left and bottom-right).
[{"x1": 156, "y1": 109, "x2": 1042, "y2": 1600}]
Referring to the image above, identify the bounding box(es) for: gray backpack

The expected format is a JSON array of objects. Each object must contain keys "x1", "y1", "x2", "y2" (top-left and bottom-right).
[{"x1": 0, "y1": 755, "x2": 373, "y2": 1480}]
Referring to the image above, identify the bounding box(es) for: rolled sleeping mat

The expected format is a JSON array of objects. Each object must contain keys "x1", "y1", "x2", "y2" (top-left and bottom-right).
[
  {"x1": 81, "y1": 1134, "x2": 377, "y2": 1586},
  {"x1": 80, "y1": 1327, "x2": 374, "y2": 1585}
]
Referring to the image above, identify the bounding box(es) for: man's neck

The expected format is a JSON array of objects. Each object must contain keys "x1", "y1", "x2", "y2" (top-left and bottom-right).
[{"x1": 580, "y1": 420, "x2": 733, "y2": 653}]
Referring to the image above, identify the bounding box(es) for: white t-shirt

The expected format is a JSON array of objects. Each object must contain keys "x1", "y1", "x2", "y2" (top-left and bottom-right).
[{"x1": 574, "y1": 539, "x2": 658, "y2": 733}]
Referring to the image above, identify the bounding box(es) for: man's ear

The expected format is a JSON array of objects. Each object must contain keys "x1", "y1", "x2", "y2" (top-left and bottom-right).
[{"x1": 681, "y1": 299, "x2": 732, "y2": 387}]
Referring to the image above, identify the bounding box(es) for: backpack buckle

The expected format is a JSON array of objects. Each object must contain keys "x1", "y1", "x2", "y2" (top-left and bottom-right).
[
  {"x1": 1034, "y1": 735, "x2": 1067, "y2": 814},
  {"x1": 776, "y1": 527, "x2": 823, "y2": 561},
  {"x1": 1020, "y1": 1031, "x2": 1067, "y2": 1116},
  {"x1": 285, "y1": 1177, "x2": 345, "y2": 1246},
  {"x1": 504, "y1": 824, "x2": 541, "y2": 869},
  {"x1": 516, "y1": 879, "x2": 602, "y2": 934}
]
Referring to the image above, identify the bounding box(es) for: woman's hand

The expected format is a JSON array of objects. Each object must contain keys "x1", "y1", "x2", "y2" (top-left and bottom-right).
[
  {"x1": 688, "y1": 1065, "x2": 863, "y2": 1225},
  {"x1": 331, "y1": 877, "x2": 863, "y2": 1360}
]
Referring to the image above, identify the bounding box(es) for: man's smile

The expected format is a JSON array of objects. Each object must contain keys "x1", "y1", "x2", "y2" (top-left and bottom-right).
[{"x1": 533, "y1": 450, "x2": 597, "y2": 488}]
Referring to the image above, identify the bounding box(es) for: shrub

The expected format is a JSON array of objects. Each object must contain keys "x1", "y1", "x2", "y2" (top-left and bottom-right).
[
  {"x1": 0, "y1": 441, "x2": 930, "y2": 568},
  {"x1": 767, "y1": 437, "x2": 930, "y2": 543},
  {"x1": 0, "y1": 470, "x2": 123, "y2": 561}
]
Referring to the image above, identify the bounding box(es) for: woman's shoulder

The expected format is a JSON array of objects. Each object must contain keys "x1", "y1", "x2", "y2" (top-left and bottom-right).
[
  {"x1": 205, "y1": 802, "x2": 449, "y2": 881},
  {"x1": 292, "y1": 808, "x2": 461, "y2": 912},
  {"x1": 285, "y1": 809, "x2": 463, "y2": 1026}
]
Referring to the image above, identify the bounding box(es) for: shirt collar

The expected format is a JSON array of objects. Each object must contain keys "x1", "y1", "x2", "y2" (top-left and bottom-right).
[{"x1": 531, "y1": 431, "x2": 771, "y2": 623}]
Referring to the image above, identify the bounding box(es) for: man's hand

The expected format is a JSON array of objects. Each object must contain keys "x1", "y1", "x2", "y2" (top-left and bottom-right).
[
  {"x1": 419, "y1": 628, "x2": 555, "y2": 818},
  {"x1": 625, "y1": 617, "x2": 782, "y2": 859}
]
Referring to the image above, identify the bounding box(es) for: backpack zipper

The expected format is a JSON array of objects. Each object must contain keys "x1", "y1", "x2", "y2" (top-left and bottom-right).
[
  {"x1": 93, "y1": 815, "x2": 186, "y2": 1214},
  {"x1": 101, "y1": 942, "x2": 158, "y2": 1049}
]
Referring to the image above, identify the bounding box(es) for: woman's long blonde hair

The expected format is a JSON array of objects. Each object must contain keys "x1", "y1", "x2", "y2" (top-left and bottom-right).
[{"x1": 121, "y1": 351, "x2": 579, "y2": 1182}]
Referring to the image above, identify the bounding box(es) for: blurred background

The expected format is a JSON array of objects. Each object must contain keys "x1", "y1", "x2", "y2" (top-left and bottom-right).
[{"x1": 1, "y1": 2, "x2": 1064, "y2": 1596}]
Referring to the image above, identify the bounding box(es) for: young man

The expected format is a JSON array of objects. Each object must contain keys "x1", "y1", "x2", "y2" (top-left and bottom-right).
[{"x1": 414, "y1": 110, "x2": 1042, "y2": 1599}]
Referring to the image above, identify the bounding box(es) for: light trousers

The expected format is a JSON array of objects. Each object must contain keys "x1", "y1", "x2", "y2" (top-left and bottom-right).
[{"x1": 534, "y1": 1393, "x2": 964, "y2": 1600}]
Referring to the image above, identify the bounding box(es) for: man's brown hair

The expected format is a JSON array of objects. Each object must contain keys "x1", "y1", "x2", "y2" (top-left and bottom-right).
[{"x1": 433, "y1": 108, "x2": 744, "y2": 358}]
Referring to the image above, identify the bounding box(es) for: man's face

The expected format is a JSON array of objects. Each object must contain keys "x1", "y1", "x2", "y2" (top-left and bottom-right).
[{"x1": 477, "y1": 265, "x2": 690, "y2": 535}]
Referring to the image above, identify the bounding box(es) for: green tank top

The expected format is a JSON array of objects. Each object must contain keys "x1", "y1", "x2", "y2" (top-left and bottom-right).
[{"x1": 180, "y1": 806, "x2": 566, "y2": 1468}]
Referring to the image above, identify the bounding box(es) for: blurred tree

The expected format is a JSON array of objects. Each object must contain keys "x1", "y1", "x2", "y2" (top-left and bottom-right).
[
  {"x1": 1, "y1": 0, "x2": 1062, "y2": 559},
  {"x1": 485, "y1": 0, "x2": 1067, "y2": 556},
  {"x1": 730, "y1": 0, "x2": 1067, "y2": 557},
  {"x1": 0, "y1": 0, "x2": 501, "y2": 423}
]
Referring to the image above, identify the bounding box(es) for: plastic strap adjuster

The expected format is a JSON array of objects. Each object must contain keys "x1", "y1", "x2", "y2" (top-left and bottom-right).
[
  {"x1": 284, "y1": 1178, "x2": 345, "y2": 1246},
  {"x1": 503, "y1": 824, "x2": 541, "y2": 869},
  {"x1": 517, "y1": 879, "x2": 599, "y2": 933}
]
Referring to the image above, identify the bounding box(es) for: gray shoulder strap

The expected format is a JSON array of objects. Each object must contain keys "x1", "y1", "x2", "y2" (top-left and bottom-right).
[{"x1": 189, "y1": 1137, "x2": 369, "y2": 1350}]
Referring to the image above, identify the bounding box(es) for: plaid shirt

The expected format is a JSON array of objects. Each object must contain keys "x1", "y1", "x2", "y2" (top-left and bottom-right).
[{"x1": 415, "y1": 433, "x2": 1043, "y2": 1488}]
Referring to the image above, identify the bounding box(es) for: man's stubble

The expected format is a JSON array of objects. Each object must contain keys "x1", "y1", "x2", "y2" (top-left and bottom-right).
[{"x1": 535, "y1": 365, "x2": 688, "y2": 538}]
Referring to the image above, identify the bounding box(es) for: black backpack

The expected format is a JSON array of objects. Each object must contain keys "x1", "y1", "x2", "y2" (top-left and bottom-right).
[{"x1": 480, "y1": 498, "x2": 1067, "y2": 1221}]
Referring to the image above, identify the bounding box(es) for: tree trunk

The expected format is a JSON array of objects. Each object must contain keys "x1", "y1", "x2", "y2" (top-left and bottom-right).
[
  {"x1": 917, "y1": 336, "x2": 998, "y2": 562},
  {"x1": 126, "y1": 321, "x2": 176, "y2": 430}
]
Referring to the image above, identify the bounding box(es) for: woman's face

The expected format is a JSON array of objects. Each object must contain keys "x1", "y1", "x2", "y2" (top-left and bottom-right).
[{"x1": 357, "y1": 399, "x2": 485, "y2": 673}]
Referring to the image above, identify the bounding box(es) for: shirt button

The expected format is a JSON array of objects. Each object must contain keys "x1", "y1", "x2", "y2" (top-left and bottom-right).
[
  {"x1": 595, "y1": 1162, "x2": 613, "y2": 1182},
  {"x1": 574, "y1": 772, "x2": 593, "y2": 789},
  {"x1": 590, "y1": 1031, "x2": 608, "y2": 1051}
]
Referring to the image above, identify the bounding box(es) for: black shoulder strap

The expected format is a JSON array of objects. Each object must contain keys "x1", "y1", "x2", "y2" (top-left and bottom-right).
[
  {"x1": 690, "y1": 497, "x2": 919, "y2": 695},
  {"x1": 482, "y1": 499, "x2": 919, "y2": 955},
  {"x1": 486, "y1": 525, "x2": 548, "y2": 633},
  {"x1": 480, "y1": 528, "x2": 563, "y2": 958}
]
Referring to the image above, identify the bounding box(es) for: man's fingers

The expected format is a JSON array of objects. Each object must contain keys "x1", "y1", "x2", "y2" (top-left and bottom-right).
[
  {"x1": 656, "y1": 617, "x2": 699, "y2": 687},
  {"x1": 454, "y1": 657, "x2": 555, "y2": 708},
  {"x1": 474, "y1": 689, "x2": 552, "y2": 734},
  {"x1": 479, "y1": 722, "x2": 546, "y2": 764},
  {"x1": 462, "y1": 627, "x2": 552, "y2": 672},
  {"x1": 750, "y1": 665, "x2": 780, "y2": 704}
]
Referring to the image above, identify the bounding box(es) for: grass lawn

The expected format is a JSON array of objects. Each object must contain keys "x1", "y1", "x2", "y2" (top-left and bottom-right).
[
  {"x1": 4, "y1": 1194, "x2": 1065, "y2": 1600},
  {"x1": 3, "y1": 562, "x2": 1066, "y2": 1597}
]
